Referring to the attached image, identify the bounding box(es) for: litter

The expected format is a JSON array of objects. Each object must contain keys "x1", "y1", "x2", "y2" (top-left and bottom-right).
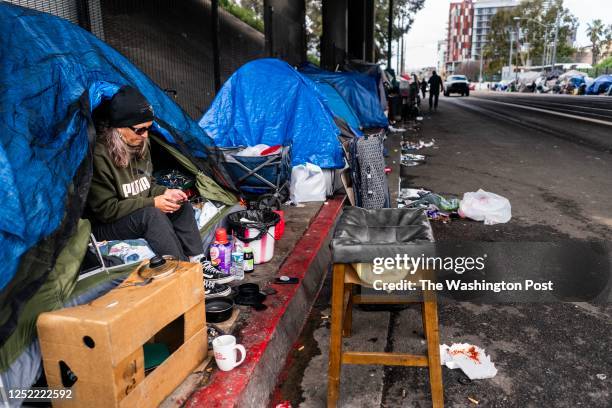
[
  {"x1": 389, "y1": 125, "x2": 406, "y2": 133},
  {"x1": 407, "y1": 193, "x2": 460, "y2": 212},
  {"x1": 401, "y1": 139, "x2": 435, "y2": 152},
  {"x1": 403, "y1": 153, "x2": 426, "y2": 161},
  {"x1": 289, "y1": 163, "x2": 327, "y2": 203},
  {"x1": 440, "y1": 343, "x2": 498, "y2": 380},
  {"x1": 459, "y1": 189, "x2": 512, "y2": 225},
  {"x1": 400, "y1": 158, "x2": 422, "y2": 167},
  {"x1": 399, "y1": 188, "x2": 430, "y2": 200},
  {"x1": 596, "y1": 373, "x2": 607, "y2": 380},
  {"x1": 468, "y1": 396, "x2": 479, "y2": 405}
]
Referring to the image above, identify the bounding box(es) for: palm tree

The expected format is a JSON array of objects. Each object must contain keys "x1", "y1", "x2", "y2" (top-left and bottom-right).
[{"x1": 586, "y1": 19, "x2": 605, "y2": 65}]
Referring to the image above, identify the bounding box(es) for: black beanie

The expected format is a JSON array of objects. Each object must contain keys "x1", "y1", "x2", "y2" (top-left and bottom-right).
[{"x1": 108, "y1": 85, "x2": 154, "y2": 128}]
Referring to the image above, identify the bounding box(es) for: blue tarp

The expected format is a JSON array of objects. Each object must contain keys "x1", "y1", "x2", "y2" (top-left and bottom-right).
[
  {"x1": 586, "y1": 75, "x2": 612, "y2": 95},
  {"x1": 305, "y1": 79, "x2": 362, "y2": 134},
  {"x1": 0, "y1": 3, "x2": 215, "y2": 290},
  {"x1": 199, "y1": 59, "x2": 344, "y2": 169},
  {"x1": 300, "y1": 64, "x2": 389, "y2": 129}
]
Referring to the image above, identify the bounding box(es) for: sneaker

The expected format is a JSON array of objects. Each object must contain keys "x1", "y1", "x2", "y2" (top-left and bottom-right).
[
  {"x1": 201, "y1": 260, "x2": 234, "y2": 284},
  {"x1": 204, "y1": 280, "x2": 231, "y2": 298}
]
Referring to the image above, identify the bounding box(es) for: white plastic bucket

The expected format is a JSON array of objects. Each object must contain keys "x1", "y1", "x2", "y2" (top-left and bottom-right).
[{"x1": 235, "y1": 225, "x2": 276, "y2": 264}]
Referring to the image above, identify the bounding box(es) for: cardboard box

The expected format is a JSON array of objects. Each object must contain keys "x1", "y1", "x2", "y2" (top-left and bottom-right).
[{"x1": 37, "y1": 261, "x2": 206, "y2": 408}]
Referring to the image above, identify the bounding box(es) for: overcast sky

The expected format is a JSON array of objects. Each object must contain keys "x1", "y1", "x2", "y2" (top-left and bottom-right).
[{"x1": 400, "y1": 0, "x2": 612, "y2": 70}]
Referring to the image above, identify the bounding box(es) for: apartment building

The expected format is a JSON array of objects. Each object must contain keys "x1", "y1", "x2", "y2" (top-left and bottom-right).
[
  {"x1": 471, "y1": 0, "x2": 520, "y2": 61},
  {"x1": 446, "y1": 0, "x2": 474, "y2": 71},
  {"x1": 446, "y1": 0, "x2": 520, "y2": 71}
]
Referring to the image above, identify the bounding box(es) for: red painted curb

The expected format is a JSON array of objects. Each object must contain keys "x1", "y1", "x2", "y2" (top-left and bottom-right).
[{"x1": 185, "y1": 196, "x2": 345, "y2": 408}]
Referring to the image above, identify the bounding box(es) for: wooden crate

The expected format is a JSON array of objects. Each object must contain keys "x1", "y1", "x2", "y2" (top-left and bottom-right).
[{"x1": 37, "y1": 261, "x2": 206, "y2": 408}]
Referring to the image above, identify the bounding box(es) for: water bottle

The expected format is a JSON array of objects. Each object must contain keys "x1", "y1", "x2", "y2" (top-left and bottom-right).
[{"x1": 231, "y1": 252, "x2": 244, "y2": 281}]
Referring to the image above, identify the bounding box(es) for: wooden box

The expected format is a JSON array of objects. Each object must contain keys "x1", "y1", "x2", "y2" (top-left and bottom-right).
[{"x1": 37, "y1": 261, "x2": 206, "y2": 408}]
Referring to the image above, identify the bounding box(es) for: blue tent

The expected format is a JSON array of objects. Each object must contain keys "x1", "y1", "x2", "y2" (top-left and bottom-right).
[
  {"x1": 199, "y1": 59, "x2": 344, "y2": 169},
  {"x1": 300, "y1": 64, "x2": 389, "y2": 129},
  {"x1": 0, "y1": 3, "x2": 228, "y2": 319},
  {"x1": 313, "y1": 81, "x2": 363, "y2": 135},
  {"x1": 586, "y1": 75, "x2": 612, "y2": 95}
]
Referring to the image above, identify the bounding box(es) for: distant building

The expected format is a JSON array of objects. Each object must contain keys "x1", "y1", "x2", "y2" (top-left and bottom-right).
[
  {"x1": 437, "y1": 40, "x2": 448, "y2": 74},
  {"x1": 446, "y1": 0, "x2": 474, "y2": 72},
  {"x1": 471, "y1": 0, "x2": 520, "y2": 63},
  {"x1": 445, "y1": 0, "x2": 521, "y2": 72}
]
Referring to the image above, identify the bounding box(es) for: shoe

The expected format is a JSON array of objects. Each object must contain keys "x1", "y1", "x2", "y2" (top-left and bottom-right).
[
  {"x1": 201, "y1": 260, "x2": 234, "y2": 284},
  {"x1": 205, "y1": 280, "x2": 231, "y2": 298}
]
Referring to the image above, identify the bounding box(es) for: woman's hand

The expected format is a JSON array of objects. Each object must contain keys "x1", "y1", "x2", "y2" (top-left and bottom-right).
[
  {"x1": 154, "y1": 195, "x2": 181, "y2": 213},
  {"x1": 164, "y1": 189, "x2": 188, "y2": 203}
]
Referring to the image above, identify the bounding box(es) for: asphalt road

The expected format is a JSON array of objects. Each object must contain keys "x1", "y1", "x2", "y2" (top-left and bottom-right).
[{"x1": 272, "y1": 93, "x2": 612, "y2": 408}]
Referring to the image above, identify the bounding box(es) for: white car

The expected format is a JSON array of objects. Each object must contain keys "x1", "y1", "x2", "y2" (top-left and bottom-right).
[{"x1": 444, "y1": 75, "x2": 470, "y2": 97}]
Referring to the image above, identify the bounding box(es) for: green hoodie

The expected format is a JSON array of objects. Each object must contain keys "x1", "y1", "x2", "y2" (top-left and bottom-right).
[{"x1": 87, "y1": 141, "x2": 167, "y2": 223}]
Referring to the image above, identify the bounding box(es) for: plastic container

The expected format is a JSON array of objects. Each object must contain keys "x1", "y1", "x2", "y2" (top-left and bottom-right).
[
  {"x1": 227, "y1": 210, "x2": 280, "y2": 264},
  {"x1": 209, "y1": 228, "x2": 232, "y2": 274}
]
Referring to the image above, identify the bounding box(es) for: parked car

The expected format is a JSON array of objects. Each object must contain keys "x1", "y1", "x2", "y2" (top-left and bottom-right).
[
  {"x1": 444, "y1": 75, "x2": 470, "y2": 96},
  {"x1": 469, "y1": 83, "x2": 476, "y2": 91}
]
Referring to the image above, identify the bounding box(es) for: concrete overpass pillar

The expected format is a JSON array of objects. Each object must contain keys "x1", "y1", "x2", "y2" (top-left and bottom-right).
[
  {"x1": 364, "y1": 0, "x2": 375, "y2": 62},
  {"x1": 347, "y1": 0, "x2": 375, "y2": 62},
  {"x1": 264, "y1": 0, "x2": 306, "y2": 66},
  {"x1": 321, "y1": 0, "x2": 347, "y2": 70}
]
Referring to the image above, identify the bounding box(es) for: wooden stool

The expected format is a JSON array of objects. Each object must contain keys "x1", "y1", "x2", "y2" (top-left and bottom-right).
[{"x1": 327, "y1": 263, "x2": 444, "y2": 407}]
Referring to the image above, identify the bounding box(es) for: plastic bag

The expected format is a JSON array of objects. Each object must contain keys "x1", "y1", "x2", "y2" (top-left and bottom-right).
[
  {"x1": 290, "y1": 163, "x2": 326, "y2": 203},
  {"x1": 459, "y1": 189, "x2": 511, "y2": 225}
]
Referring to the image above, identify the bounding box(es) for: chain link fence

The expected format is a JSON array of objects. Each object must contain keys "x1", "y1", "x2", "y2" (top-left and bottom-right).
[{"x1": 7, "y1": 0, "x2": 266, "y2": 118}]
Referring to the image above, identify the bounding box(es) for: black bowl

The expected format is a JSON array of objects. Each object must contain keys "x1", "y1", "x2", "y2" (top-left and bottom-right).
[{"x1": 205, "y1": 297, "x2": 234, "y2": 323}]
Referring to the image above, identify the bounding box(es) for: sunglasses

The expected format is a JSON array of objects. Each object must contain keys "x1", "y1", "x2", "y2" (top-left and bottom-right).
[{"x1": 129, "y1": 125, "x2": 151, "y2": 136}]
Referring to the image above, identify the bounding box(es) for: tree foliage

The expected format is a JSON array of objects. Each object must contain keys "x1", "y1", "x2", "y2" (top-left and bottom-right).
[
  {"x1": 586, "y1": 19, "x2": 612, "y2": 65},
  {"x1": 483, "y1": 0, "x2": 577, "y2": 75},
  {"x1": 374, "y1": 0, "x2": 425, "y2": 63},
  {"x1": 220, "y1": 0, "x2": 264, "y2": 32}
]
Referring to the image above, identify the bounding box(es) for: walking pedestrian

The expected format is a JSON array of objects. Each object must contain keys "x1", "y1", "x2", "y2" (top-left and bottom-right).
[
  {"x1": 428, "y1": 70, "x2": 444, "y2": 111},
  {"x1": 420, "y1": 78, "x2": 427, "y2": 99}
]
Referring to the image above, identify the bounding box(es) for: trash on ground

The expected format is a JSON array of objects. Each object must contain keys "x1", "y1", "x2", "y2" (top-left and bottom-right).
[
  {"x1": 389, "y1": 125, "x2": 406, "y2": 133},
  {"x1": 596, "y1": 373, "x2": 607, "y2": 380},
  {"x1": 399, "y1": 188, "x2": 430, "y2": 200},
  {"x1": 407, "y1": 193, "x2": 460, "y2": 212},
  {"x1": 401, "y1": 139, "x2": 435, "y2": 152},
  {"x1": 440, "y1": 343, "x2": 498, "y2": 380},
  {"x1": 468, "y1": 396, "x2": 479, "y2": 405},
  {"x1": 459, "y1": 189, "x2": 512, "y2": 225},
  {"x1": 403, "y1": 153, "x2": 426, "y2": 161}
]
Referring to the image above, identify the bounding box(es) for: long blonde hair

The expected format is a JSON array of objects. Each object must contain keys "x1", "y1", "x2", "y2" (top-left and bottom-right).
[{"x1": 101, "y1": 127, "x2": 148, "y2": 168}]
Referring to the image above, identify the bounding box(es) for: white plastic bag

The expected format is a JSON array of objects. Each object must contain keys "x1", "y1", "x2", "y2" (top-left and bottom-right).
[
  {"x1": 290, "y1": 163, "x2": 326, "y2": 203},
  {"x1": 459, "y1": 189, "x2": 511, "y2": 225}
]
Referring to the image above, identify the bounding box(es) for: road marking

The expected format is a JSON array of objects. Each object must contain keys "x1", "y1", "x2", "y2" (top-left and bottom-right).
[{"x1": 468, "y1": 97, "x2": 612, "y2": 127}]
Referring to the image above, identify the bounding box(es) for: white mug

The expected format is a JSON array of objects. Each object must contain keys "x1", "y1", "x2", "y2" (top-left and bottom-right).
[{"x1": 212, "y1": 335, "x2": 246, "y2": 372}]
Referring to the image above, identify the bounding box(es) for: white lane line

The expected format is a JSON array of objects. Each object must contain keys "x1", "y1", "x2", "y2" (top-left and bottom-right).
[{"x1": 468, "y1": 97, "x2": 612, "y2": 127}]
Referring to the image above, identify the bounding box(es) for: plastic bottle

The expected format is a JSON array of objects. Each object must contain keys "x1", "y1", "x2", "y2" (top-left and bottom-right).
[
  {"x1": 209, "y1": 228, "x2": 232, "y2": 275},
  {"x1": 243, "y1": 247, "x2": 254, "y2": 273},
  {"x1": 231, "y1": 252, "x2": 244, "y2": 281}
]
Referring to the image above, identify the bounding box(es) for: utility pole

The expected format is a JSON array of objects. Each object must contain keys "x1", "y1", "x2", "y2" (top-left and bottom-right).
[
  {"x1": 479, "y1": 52, "x2": 484, "y2": 83},
  {"x1": 515, "y1": 20, "x2": 520, "y2": 83},
  {"x1": 508, "y1": 29, "x2": 513, "y2": 81},
  {"x1": 388, "y1": 0, "x2": 393, "y2": 69},
  {"x1": 400, "y1": 13, "x2": 405, "y2": 75},
  {"x1": 551, "y1": 12, "x2": 560, "y2": 71}
]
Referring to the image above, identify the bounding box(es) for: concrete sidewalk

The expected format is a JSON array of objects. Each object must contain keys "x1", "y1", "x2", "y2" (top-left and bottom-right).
[
  {"x1": 161, "y1": 196, "x2": 345, "y2": 408},
  {"x1": 272, "y1": 99, "x2": 612, "y2": 407}
]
